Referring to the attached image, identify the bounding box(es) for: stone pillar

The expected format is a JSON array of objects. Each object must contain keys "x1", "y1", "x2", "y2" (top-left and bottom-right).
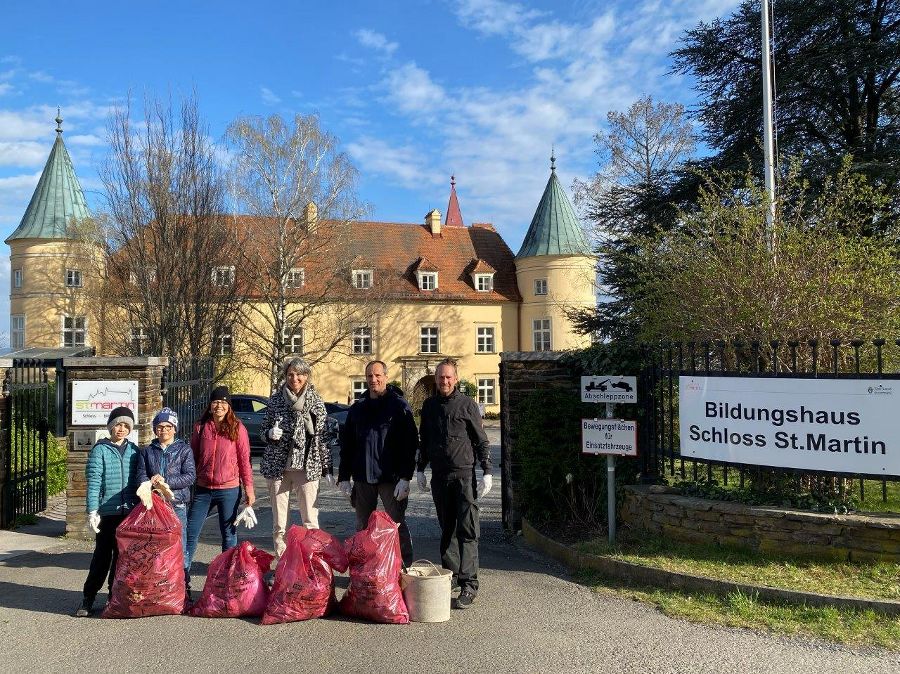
[{"x1": 64, "y1": 357, "x2": 167, "y2": 539}]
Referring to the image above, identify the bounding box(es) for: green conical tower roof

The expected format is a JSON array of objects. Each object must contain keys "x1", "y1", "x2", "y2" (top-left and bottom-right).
[
  {"x1": 516, "y1": 154, "x2": 590, "y2": 259},
  {"x1": 5, "y1": 112, "x2": 91, "y2": 243}
]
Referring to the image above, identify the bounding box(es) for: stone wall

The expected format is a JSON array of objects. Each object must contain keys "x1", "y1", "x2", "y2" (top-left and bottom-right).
[
  {"x1": 499, "y1": 351, "x2": 579, "y2": 530},
  {"x1": 65, "y1": 357, "x2": 166, "y2": 539},
  {"x1": 621, "y1": 485, "x2": 900, "y2": 563}
]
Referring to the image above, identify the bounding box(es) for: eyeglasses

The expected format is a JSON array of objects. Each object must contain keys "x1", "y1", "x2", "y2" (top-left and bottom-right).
[
  {"x1": 156, "y1": 424, "x2": 175, "y2": 431},
  {"x1": 210, "y1": 401, "x2": 229, "y2": 407}
]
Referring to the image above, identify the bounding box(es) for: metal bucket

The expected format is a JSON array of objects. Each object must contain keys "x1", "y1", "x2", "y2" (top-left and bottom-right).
[{"x1": 400, "y1": 560, "x2": 452, "y2": 623}]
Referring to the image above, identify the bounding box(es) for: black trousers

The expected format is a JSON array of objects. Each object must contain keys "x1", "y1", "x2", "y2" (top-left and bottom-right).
[
  {"x1": 82, "y1": 513, "x2": 126, "y2": 602},
  {"x1": 352, "y1": 481, "x2": 413, "y2": 567},
  {"x1": 431, "y1": 473, "x2": 480, "y2": 594}
]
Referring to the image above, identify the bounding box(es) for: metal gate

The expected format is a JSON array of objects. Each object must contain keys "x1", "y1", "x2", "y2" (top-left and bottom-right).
[
  {"x1": 162, "y1": 358, "x2": 214, "y2": 443},
  {"x1": 2, "y1": 359, "x2": 51, "y2": 528}
]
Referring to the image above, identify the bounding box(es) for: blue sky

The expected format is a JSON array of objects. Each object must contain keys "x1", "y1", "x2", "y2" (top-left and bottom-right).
[{"x1": 0, "y1": 0, "x2": 740, "y2": 340}]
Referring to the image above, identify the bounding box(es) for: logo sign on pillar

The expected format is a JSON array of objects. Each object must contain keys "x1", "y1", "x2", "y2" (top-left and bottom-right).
[
  {"x1": 581, "y1": 376, "x2": 637, "y2": 404},
  {"x1": 71, "y1": 380, "x2": 139, "y2": 426}
]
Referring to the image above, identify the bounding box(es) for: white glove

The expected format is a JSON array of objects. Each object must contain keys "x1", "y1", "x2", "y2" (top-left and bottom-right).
[
  {"x1": 268, "y1": 418, "x2": 283, "y2": 441},
  {"x1": 477, "y1": 474, "x2": 493, "y2": 498},
  {"x1": 416, "y1": 471, "x2": 427, "y2": 492},
  {"x1": 337, "y1": 481, "x2": 352, "y2": 498},
  {"x1": 136, "y1": 480, "x2": 154, "y2": 509},
  {"x1": 393, "y1": 479, "x2": 410, "y2": 501},
  {"x1": 323, "y1": 473, "x2": 336, "y2": 487},
  {"x1": 235, "y1": 506, "x2": 257, "y2": 529},
  {"x1": 88, "y1": 510, "x2": 101, "y2": 534}
]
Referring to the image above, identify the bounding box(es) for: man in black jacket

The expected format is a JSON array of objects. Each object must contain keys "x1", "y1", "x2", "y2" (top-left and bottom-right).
[
  {"x1": 416, "y1": 357, "x2": 492, "y2": 609},
  {"x1": 338, "y1": 360, "x2": 418, "y2": 566}
]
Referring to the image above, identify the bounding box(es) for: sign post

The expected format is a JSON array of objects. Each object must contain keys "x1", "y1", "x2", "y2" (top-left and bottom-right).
[{"x1": 581, "y1": 375, "x2": 639, "y2": 546}]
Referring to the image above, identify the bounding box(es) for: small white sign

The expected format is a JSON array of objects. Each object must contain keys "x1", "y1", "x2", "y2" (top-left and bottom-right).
[
  {"x1": 582, "y1": 418, "x2": 638, "y2": 456},
  {"x1": 680, "y1": 376, "x2": 900, "y2": 475},
  {"x1": 581, "y1": 375, "x2": 637, "y2": 403},
  {"x1": 71, "y1": 380, "x2": 139, "y2": 426}
]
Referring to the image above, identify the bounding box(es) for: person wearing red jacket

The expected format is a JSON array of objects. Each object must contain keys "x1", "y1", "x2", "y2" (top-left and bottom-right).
[{"x1": 185, "y1": 386, "x2": 256, "y2": 593}]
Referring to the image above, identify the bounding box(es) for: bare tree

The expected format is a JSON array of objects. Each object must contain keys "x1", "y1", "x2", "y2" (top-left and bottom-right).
[
  {"x1": 100, "y1": 94, "x2": 245, "y2": 367},
  {"x1": 225, "y1": 113, "x2": 378, "y2": 388}
]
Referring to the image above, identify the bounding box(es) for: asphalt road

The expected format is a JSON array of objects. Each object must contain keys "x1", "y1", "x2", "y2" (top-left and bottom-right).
[{"x1": 1, "y1": 429, "x2": 897, "y2": 673}]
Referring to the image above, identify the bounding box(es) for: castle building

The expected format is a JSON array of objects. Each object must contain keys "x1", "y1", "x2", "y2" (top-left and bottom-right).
[{"x1": 7, "y1": 119, "x2": 596, "y2": 412}]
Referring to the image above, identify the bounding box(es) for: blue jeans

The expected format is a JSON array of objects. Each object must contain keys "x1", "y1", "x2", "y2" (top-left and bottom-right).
[{"x1": 184, "y1": 486, "x2": 240, "y2": 585}]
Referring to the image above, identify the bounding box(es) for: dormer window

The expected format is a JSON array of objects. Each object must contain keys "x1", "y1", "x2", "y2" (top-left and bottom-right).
[
  {"x1": 287, "y1": 268, "x2": 305, "y2": 288},
  {"x1": 212, "y1": 266, "x2": 235, "y2": 287},
  {"x1": 353, "y1": 269, "x2": 373, "y2": 289},
  {"x1": 418, "y1": 272, "x2": 437, "y2": 291},
  {"x1": 475, "y1": 274, "x2": 493, "y2": 292}
]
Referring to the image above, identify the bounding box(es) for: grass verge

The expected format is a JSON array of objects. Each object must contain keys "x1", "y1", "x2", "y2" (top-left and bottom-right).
[
  {"x1": 576, "y1": 569, "x2": 900, "y2": 650},
  {"x1": 575, "y1": 533, "x2": 900, "y2": 600}
]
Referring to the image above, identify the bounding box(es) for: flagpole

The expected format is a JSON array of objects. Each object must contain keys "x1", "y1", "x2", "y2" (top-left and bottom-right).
[{"x1": 761, "y1": 0, "x2": 776, "y2": 252}]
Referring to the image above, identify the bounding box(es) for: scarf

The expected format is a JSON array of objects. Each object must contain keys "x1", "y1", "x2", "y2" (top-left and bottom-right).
[{"x1": 282, "y1": 383, "x2": 316, "y2": 470}]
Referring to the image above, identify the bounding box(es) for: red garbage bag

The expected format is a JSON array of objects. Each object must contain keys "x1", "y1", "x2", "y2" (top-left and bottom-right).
[
  {"x1": 189, "y1": 541, "x2": 274, "y2": 618},
  {"x1": 103, "y1": 493, "x2": 185, "y2": 618},
  {"x1": 339, "y1": 510, "x2": 409, "y2": 624},
  {"x1": 261, "y1": 526, "x2": 348, "y2": 625}
]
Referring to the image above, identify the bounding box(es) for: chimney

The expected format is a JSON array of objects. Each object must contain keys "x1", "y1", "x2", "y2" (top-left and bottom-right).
[
  {"x1": 426, "y1": 209, "x2": 442, "y2": 236},
  {"x1": 305, "y1": 201, "x2": 318, "y2": 235}
]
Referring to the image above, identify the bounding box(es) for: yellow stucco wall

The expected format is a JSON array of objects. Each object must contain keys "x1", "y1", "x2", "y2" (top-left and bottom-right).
[
  {"x1": 9, "y1": 239, "x2": 105, "y2": 349},
  {"x1": 515, "y1": 254, "x2": 596, "y2": 351}
]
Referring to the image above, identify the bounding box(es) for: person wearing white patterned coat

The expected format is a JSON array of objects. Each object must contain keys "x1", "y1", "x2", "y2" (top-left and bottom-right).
[{"x1": 260, "y1": 357, "x2": 334, "y2": 559}]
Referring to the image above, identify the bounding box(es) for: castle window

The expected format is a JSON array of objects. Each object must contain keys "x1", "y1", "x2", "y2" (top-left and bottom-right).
[
  {"x1": 533, "y1": 318, "x2": 551, "y2": 351},
  {"x1": 476, "y1": 326, "x2": 495, "y2": 353},
  {"x1": 131, "y1": 326, "x2": 148, "y2": 355},
  {"x1": 477, "y1": 378, "x2": 496, "y2": 405},
  {"x1": 475, "y1": 274, "x2": 493, "y2": 292},
  {"x1": 282, "y1": 324, "x2": 304, "y2": 354},
  {"x1": 217, "y1": 326, "x2": 233, "y2": 355},
  {"x1": 66, "y1": 269, "x2": 83, "y2": 288},
  {"x1": 534, "y1": 278, "x2": 548, "y2": 296},
  {"x1": 212, "y1": 266, "x2": 235, "y2": 287},
  {"x1": 63, "y1": 316, "x2": 86, "y2": 347},
  {"x1": 286, "y1": 268, "x2": 305, "y2": 288},
  {"x1": 13, "y1": 269, "x2": 22, "y2": 289},
  {"x1": 419, "y1": 272, "x2": 437, "y2": 291},
  {"x1": 352, "y1": 326, "x2": 372, "y2": 355},
  {"x1": 352, "y1": 269, "x2": 373, "y2": 289},
  {"x1": 11, "y1": 315, "x2": 24, "y2": 350},
  {"x1": 352, "y1": 379, "x2": 368, "y2": 401},
  {"x1": 420, "y1": 326, "x2": 440, "y2": 354}
]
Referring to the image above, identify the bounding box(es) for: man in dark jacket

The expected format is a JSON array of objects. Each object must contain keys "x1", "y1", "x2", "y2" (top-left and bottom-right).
[
  {"x1": 338, "y1": 360, "x2": 418, "y2": 566},
  {"x1": 416, "y1": 357, "x2": 492, "y2": 609}
]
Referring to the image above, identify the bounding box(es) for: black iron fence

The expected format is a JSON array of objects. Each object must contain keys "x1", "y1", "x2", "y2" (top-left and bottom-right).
[
  {"x1": 162, "y1": 359, "x2": 214, "y2": 443},
  {"x1": 2, "y1": 359, "x2": 51, "y2": 528},
  {"x1": 639, "y1": 339, "x2": 900, "y2": 503}
]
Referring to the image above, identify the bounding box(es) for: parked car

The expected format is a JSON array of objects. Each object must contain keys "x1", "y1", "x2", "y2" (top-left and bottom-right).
[{"x1": 231, "y1": 394, "x2": 350, "y2": 456}]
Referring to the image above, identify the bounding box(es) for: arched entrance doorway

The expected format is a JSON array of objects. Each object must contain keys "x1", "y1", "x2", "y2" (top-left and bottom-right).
[{"x1": 411, "y1": 375, "x2": 435, "y2": 415}]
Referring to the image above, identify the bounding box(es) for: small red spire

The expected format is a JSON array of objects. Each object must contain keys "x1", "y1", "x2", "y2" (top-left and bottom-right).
[{"x1": 445, "y1": 175, "x2": 464, "y2": 227}]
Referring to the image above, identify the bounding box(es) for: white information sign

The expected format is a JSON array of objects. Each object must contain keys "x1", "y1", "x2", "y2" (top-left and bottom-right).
[
  {"x1": 581, "y1": 375, "x2": 637, "y2": 403},
  {"x1": 582, "y1": 418, "x2": 638, "y2": 456},
  {"x1": 71, "y1": 381, "x2": 139, "y2": 426},
  {"x1": 679, "y1": 376, "x2": 900, "y2": 476}
]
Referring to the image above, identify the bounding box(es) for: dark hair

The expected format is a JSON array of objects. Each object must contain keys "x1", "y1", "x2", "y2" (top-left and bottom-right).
[{"x1": 200, "y1": 404, "x2": 240, "y2": 442}]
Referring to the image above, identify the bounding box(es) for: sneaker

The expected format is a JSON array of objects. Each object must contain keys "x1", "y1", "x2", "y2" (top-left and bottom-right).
[
  {"x1": 454, "y1": 590, "x2": 476, "y2": 609},
  {"x1": 74, "y1": 598, "x2": 93, "y2": 617}
]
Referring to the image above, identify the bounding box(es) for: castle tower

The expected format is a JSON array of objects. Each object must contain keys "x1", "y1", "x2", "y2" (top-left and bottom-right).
[
  {"x1": 514, "y1": 154, "x2": 595, "y2": 351},
  {"x1": 5, "y1": 112, "x2": 101, "y2": 352}
]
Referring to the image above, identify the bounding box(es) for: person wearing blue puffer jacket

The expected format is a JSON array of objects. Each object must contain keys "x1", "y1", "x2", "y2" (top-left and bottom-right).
[
  {"x1": 137, "y1": 407, "x2": 195, "y2": 598},
  {"x1": 75, "y1": 406, "x2": 140, "y2": 617}
]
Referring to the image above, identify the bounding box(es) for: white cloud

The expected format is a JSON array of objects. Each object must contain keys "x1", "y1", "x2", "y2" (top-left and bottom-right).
[
  {"x1": 260, "y1": 86, "x2": 281, "y2": 106},
  {"x1": 0, "y1": 110, "x2": 49, "y2": 140},
  {"x1": 346, "y1": 136, "x2": 440, "y2": 190},
  {"x1": 383, "y1": 63, "x2": 446, "y2": 118},
  {"x1": 0, "y1": 141, "x2": 47, "y2": 167},
  {"x1": 0, "y1": 82, "x2": 13, "y2": 96},
  {"x1": 354, "y1": 29, "x2": 398, "y2": 55}
]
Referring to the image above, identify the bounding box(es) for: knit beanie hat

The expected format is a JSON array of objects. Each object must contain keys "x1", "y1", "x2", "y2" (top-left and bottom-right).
[
  {"x1": 152, "y1": 407, "x2": 178, "y2": 429},
  {"x1": 107, "y1": 406, "x2": 135, "y2": 433},
  {"x1": 210, "y1": 385, "x2": 231, "y2": 404}
]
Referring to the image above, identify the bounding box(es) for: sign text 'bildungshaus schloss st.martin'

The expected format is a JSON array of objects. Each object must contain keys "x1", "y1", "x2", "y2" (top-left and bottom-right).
[{"x1": 679, "y1": 377, "x2": 899, "y2": 476}]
